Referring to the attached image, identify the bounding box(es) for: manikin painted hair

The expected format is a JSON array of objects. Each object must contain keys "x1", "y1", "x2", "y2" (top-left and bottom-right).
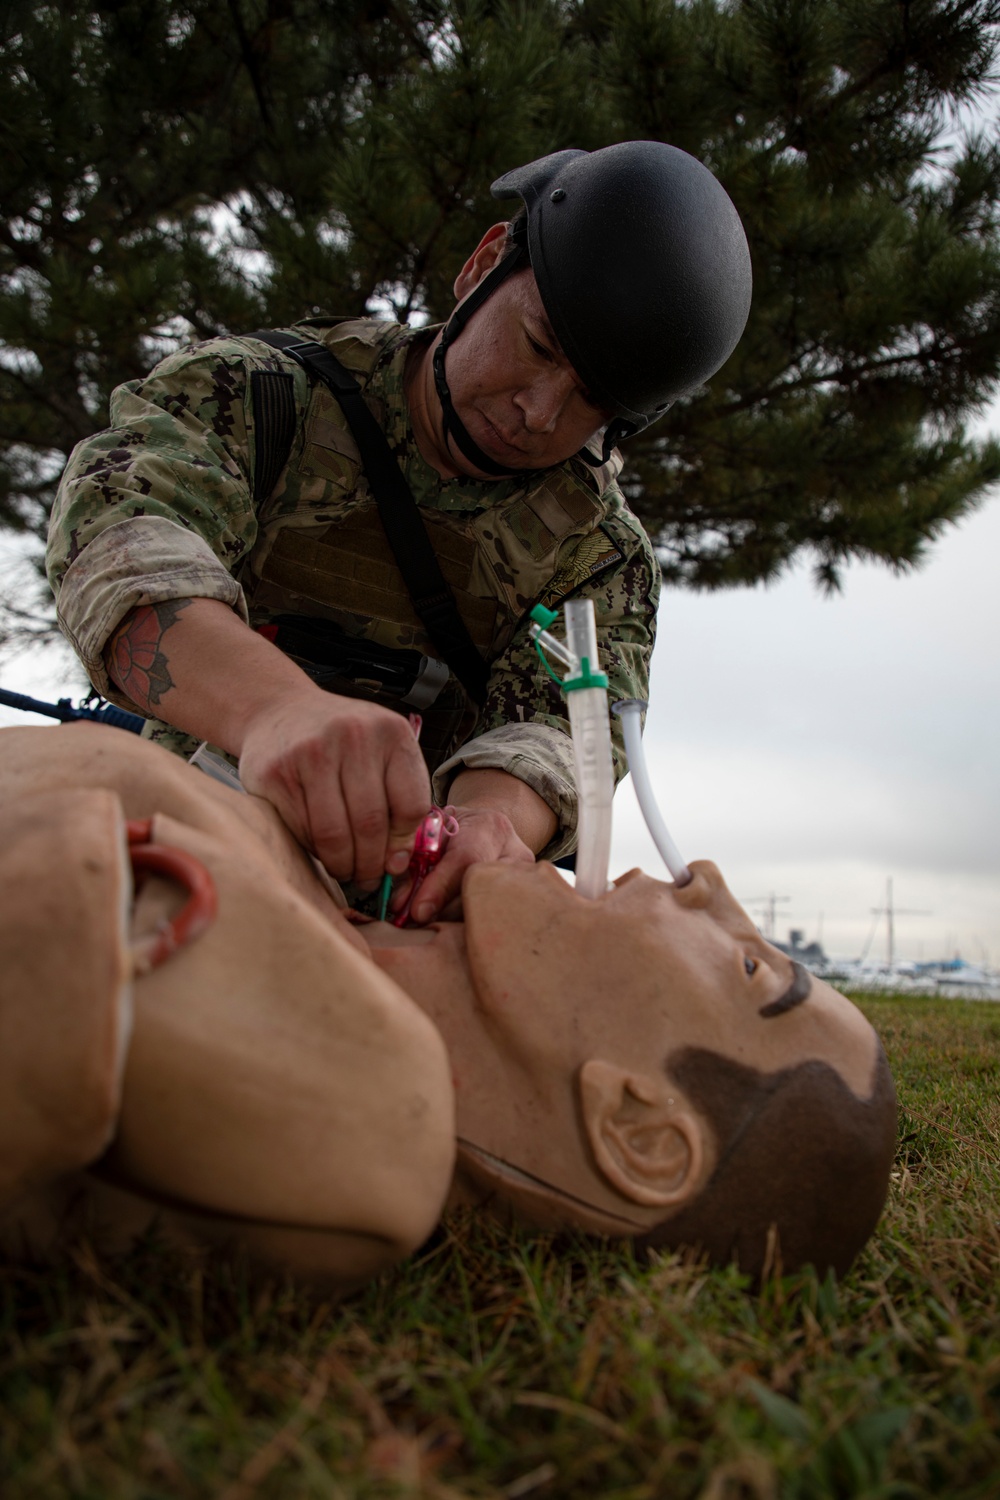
[{"x1": 0, "y1": 725, "x2": 895, "y2": 1289}]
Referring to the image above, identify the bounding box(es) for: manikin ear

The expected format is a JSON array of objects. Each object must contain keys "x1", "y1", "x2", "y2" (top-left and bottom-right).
[
  {"x1": 579, "y1": 1059, "x2": 710, "y2": 1209},
  {"x1": 452, "y1": 223, "x2": 510, "y2": 301}
]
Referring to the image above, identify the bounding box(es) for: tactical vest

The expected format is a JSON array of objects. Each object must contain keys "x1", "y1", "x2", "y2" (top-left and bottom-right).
[{"x1": 239, "y1": 320, "x2": 623, "y2": 772}]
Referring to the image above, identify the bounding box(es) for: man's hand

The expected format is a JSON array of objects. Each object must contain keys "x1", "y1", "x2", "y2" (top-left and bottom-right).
[
  {"x1": 392, "y1": 801, "x2": 536, "y2": 923},
  {"x1": 391, "y1": 767, "x2": 558, "y2": 923},
  {"x1": 104, "y1": 599, "x2": 431, "y2": 883},
  {"x1": 238, "y1": 692, "x2": 430, "y2": 884}
]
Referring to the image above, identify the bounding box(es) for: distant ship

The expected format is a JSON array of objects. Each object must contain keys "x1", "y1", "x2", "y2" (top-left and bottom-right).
[
  {"x1": 904, "y1": 957, "x2": 998, "y2": 989},
  {"x1": 766, "y1": 879, "x2": 1000, "y2": 1000},
  {"x1": 806, "y1": 955, "x2": 1000, "y2": 1001}
]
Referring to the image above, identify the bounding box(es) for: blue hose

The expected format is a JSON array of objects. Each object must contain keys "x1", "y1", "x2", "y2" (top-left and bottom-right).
[{"x1": 0, "y1": 686, "x2": 146, "y2": 734}]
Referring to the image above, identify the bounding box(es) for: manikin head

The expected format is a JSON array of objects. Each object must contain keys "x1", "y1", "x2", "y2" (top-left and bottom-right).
[{"x1": 393, "y1": 859, "x2": 896, "y2": 1280}]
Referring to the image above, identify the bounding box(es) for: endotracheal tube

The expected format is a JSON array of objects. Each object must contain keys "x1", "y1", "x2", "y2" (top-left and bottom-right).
[
  {"x1": 530, "y1": 600, "x2": 614, "y2": 899},
  {"x1": 611, "y1": 699, "x2": 691, "y2": 886}
]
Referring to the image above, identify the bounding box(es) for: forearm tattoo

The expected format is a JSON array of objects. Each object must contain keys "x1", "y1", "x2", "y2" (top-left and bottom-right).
[{"x1": 106, "y1": 599, "x2": 192, "y2": 709}]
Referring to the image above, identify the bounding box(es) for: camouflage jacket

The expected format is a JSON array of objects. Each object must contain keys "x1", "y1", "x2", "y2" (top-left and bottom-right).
[{"x1": 47, "y1": 319, "x2": 660, "y2": 859}]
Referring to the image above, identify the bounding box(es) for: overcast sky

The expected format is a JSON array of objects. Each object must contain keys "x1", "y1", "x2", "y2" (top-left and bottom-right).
[{"x1": 609, "y1": 488, "x2": 1000, "y2": 965}]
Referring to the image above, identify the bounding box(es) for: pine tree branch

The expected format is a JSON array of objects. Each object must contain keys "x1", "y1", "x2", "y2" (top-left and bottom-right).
[
  {"x1": 708, "y1": 338, "x2": 986, "y2": 419},
  {"x1": 224, "y1": 0, "x2": 273, "y2": 131},
  {"x1": 752, "y1": 0, "x2": 1000, "y2": 166}
]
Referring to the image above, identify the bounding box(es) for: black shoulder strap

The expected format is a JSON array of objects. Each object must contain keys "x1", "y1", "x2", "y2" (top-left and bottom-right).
[{"x1": 248, "y1": 329, "x2": 489, "y2": 708}]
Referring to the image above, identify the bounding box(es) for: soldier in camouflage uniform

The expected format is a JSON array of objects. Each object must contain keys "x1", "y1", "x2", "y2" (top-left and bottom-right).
[{"x1": 46, "y1": 143, "x2": 751, "y2": 920}]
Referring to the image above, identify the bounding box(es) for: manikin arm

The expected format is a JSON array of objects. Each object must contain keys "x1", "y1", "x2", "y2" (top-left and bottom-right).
[{"x1": 0, "y1": 790, "x2": 133, "y2": 1210}]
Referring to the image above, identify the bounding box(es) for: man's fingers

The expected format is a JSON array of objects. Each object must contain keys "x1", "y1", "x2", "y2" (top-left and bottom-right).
[
  {"x1": 395, "y1": 804, "x2": 539, "y2": 924},
  {"x1": 384, "y1": 731, "x2": 433, "y2": 862},
  {"x1": 240, "y1": 696, "x2": 432, "y2": 884},
  {"x1": 297, "y1": 768, "x2": 358, "y2": 882},
  {"x1": 329, "y1": 714, "x2": 429, "y2": 880},
  {"x1": 402, "y1": 844, "x2": 469, "y2": 924},
  {"x1": 337, "y1": 755, "x2": 393, "y2": 885}
]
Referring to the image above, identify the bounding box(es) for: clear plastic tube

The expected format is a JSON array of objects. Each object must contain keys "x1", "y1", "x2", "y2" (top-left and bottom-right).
[
  {"x1": 564, "y1": 598, "x2": 600, "y2": 679},
  {"x1": 530, "y1": 625, "x2": 577, "y2": 672},
  {"x1": 563, "y1": 600, "x2": 614, "y2": 899},
  {"x1": 568, "y1": 687, "x2": 614, "y2": 898},
  {"x1": 612, "y1": 699, "x2": 691, "y2": 886}
]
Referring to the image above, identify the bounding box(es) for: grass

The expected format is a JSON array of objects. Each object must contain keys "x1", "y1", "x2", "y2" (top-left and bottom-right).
[{"x1": 2, "y1": 996, "x2": 999, "y2": 1499}]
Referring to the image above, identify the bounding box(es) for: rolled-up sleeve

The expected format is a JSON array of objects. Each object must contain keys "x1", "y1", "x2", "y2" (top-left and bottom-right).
[
  {"x1": 46, "y1": 338, "x2": 308, "y2": 709},
  {"x1": 54, "y1": 516, "x2": 246, "y2": 707}
]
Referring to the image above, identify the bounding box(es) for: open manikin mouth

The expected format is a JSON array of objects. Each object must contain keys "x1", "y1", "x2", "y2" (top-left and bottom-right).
[{"x1": 456, "y1": 1137, "x2": 646, "y2": 1229}]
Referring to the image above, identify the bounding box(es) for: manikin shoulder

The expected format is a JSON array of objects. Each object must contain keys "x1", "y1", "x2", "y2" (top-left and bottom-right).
[{"x1": 0, "y1": 725, "x2": 456, "y2": 1288}]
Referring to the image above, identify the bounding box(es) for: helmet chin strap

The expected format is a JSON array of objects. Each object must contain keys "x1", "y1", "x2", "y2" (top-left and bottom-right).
[
  {"x1": 432, "y1": 230, "x2": 531, "y2": 479},
  {"x1": 576, "y1": 416, "x2": 642, "y2": 467}
]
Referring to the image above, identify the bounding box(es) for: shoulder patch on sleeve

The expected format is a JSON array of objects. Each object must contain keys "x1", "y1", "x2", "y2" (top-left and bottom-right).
[{"x1": 538, "y1": 524, "x2": 626, "y2": 610}]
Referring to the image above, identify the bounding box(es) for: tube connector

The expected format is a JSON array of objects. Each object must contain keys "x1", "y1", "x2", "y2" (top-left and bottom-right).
[
  {"x1": 529, "y1": 603, "x2": 577, "y2": 673},
  {"x1": 563, "y1": 656, "x2": 609, "y2": 692},
  {"x1": 529, "y1": 604, "x2": 559, "y2": 631}
]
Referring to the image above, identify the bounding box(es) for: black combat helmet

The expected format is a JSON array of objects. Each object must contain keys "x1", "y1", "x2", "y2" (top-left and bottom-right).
[{"x1": 433, "y1": 139, "x2": 752, "y2": 477}]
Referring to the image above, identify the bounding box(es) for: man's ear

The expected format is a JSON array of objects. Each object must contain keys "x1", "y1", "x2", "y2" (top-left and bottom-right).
[
  {"x1": 579, "y1": 1059, "x2": 711, "y2": 1209},
  {"x1": 453, "y1": 223, "x2": 510, "y2": 301}
]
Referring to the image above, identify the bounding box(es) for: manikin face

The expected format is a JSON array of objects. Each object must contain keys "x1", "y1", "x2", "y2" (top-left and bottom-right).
[
  {"x1": 437, "y1": 860, "x2": 880, "y2": 1231},
  {"x1": 412, "y1": 225, "x2": 611, "y2": 479},
  {"x1": 463, "y1": 860, "x2": 876, "y2": 1087}
]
